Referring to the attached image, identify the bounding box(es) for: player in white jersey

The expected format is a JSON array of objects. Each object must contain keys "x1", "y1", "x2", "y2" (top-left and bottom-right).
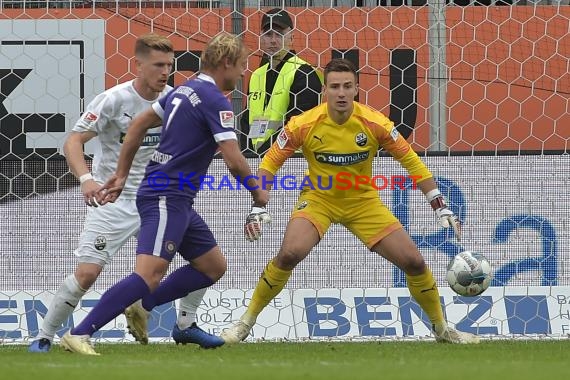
[{"x1": 29, "y1": 33, "x2": 222, "y2": 353}]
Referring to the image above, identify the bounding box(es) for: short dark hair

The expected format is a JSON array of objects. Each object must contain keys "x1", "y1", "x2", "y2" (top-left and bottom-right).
[{"x1": 323, "y1": 58, "x2": 358, "y2": 84}]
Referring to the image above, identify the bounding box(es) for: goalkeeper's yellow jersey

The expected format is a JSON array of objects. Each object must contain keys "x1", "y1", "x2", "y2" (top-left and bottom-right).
[{"x1": 259, "y1": 102, "x2": 433, "y2": 199}]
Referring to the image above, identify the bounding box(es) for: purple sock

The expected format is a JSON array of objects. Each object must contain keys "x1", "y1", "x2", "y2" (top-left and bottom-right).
[
  {"x1": 72, "y1": 273, "x2": 150, "y2": 336},
  {"x1": 141, "y1": 264, "x2": 214, "y2": 311}
]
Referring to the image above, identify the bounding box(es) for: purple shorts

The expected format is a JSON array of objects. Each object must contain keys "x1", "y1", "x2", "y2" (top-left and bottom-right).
[{"x1": 136, "y1": 195, "x2": 217, "y2": 262}]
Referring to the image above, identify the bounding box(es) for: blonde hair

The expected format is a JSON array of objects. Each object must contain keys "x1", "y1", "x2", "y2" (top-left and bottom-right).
[
  {"x1": 135, "y1": 33, "x2": 174, "y2": 56},
  {"x1": 200, "y1": 32, "x2": 246, "y2": 71}
]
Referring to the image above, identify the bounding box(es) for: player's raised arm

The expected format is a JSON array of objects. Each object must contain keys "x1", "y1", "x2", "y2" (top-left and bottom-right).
[
  {"x1": 63, "y1": 130, "x2": 100, "y2": 207},
  {"x1": 99, "y1": 107, "x2": 161, "y2": 204}
]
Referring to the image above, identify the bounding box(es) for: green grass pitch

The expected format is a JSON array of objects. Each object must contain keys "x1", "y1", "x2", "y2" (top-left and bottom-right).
[{"x1": 1, "y1": 340, "x2": 569, "y2": 380}]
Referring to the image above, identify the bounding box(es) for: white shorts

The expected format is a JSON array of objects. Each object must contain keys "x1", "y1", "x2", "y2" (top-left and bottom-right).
[{"x1": 75, "y1": 197, "x2": 140, "y2": 265}]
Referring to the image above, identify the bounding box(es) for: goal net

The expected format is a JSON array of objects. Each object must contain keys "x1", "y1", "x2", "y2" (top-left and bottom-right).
[{"x1": 0, "y1": 1, "x2": 568, "y2": 342}]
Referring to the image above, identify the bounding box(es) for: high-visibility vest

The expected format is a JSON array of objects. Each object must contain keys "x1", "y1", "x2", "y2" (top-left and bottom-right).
[{"x1": 248, "y1": 56, "x2": 322, "y2": 149}]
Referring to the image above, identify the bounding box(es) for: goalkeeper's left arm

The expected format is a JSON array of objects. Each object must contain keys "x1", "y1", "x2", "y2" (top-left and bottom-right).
[
  {"x1": 387, "y1": 141, "x2": 461, "y2": 241},
  {"x1": 416, "y1": 177, "x2": 461, "y2": 241}
]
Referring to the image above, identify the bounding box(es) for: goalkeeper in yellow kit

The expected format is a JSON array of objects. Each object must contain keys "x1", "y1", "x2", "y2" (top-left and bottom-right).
[{"x1": 222, "y1": 58, "x2": 479, "y2": 344}]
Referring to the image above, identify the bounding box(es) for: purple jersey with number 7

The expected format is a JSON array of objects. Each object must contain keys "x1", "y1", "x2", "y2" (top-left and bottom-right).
[{"x1": 138, "y1": 73, "x2": 237, "y2": 200}]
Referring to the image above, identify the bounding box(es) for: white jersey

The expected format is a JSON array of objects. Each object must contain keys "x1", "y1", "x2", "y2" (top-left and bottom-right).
[{"x1": 72, "y1": 80, "x2": 172, "y2": 198}]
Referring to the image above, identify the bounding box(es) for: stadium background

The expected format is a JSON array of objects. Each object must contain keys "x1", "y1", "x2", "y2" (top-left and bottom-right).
[{"x1": 0, "y1": 1, "x2": 568, "y2": 341}]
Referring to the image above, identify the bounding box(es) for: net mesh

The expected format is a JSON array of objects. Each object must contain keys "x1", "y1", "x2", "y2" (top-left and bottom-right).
[{"x1": 0, "y1": 2, "x2": 568, "y2": 341}]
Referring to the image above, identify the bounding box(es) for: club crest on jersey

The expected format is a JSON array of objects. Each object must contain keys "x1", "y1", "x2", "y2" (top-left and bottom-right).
[
  {"x1": 297, "y1": 200, "x2": 308, "y2": 210},
  {"x1": 355, "y1": 132, "x2": 367, "y2": 147},
  {"x1": 390, "y1": 126, "x2": 400, "y2": 141},
  {"x1": 82, "y1": 112, "x2": 98, "y2": 126},
  {"x1": 219, "y1": 111, "x2": 235, "y2": 129},
  {"x1": 94, "y1": 235, "x2": 106, "y2": 251},
  {"x1": 277, "y1": 129, "x2": 289, "y2": 149},
  {"x1": 164, "y1": 241, "x2": 177, "y2": 255}
]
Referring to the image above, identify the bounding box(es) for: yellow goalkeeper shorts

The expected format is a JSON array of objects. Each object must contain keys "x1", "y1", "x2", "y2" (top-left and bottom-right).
[{"x1": 290, "y1": 191, "x2": 402, "y2": 249}]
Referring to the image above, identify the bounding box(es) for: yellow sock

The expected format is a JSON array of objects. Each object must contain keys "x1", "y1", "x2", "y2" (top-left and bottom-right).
[
  {"x1": 406, "y1": 267, "x2": 445, "y2": 325},
  {"x1": 242, "y1": 260, "x2": 292, "y2": 325}
]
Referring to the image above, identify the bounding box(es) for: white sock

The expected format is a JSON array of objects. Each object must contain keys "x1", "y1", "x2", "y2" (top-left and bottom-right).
[
  {"x1": 36, "y1": 275, "x2": 87, "y2": 341},
  {"x1": 177, "y1": 288, "x2": 207, "y2": 330}
]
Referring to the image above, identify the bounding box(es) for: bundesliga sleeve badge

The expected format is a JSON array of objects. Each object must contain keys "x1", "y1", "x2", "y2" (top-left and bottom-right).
[
  {"x1": 277, "y1": 129, "x2": 289, "y2": 149},
  {"x1": 82, "y1": 111, "x2": 98, "y2": 126},
  {"x1": 219, "y1": 110, "x2": 235, "y2": 129},
  {"x1": 390, "y1": 126, "x2": 400, "y2": 141}
]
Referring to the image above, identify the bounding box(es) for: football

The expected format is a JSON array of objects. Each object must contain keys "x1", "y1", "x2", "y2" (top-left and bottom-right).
[{"x1": 446, "y1": 251, "x2": 493, "y2": 296}]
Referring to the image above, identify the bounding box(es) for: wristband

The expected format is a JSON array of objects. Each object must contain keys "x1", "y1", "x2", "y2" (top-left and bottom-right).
[
  {"x1": 425, "y1": 189, "x2": 446, "y2": 210},
  {"x1": 79, "y1": 173, "x2": 93, "y2": 184}
]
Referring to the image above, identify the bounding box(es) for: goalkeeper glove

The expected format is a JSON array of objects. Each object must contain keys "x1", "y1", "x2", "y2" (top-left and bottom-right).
[
  {"x1": 245, "y1": 206, "x2": 272, "y2": 242},
  {"x1": 426, "y1": 189, "x2": 461, "y2": 241}
]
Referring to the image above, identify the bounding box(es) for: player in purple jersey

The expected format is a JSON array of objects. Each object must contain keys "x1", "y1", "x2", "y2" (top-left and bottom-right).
[{"x1": 60, "y1": 32, "x2": 269, "y2": 355}]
